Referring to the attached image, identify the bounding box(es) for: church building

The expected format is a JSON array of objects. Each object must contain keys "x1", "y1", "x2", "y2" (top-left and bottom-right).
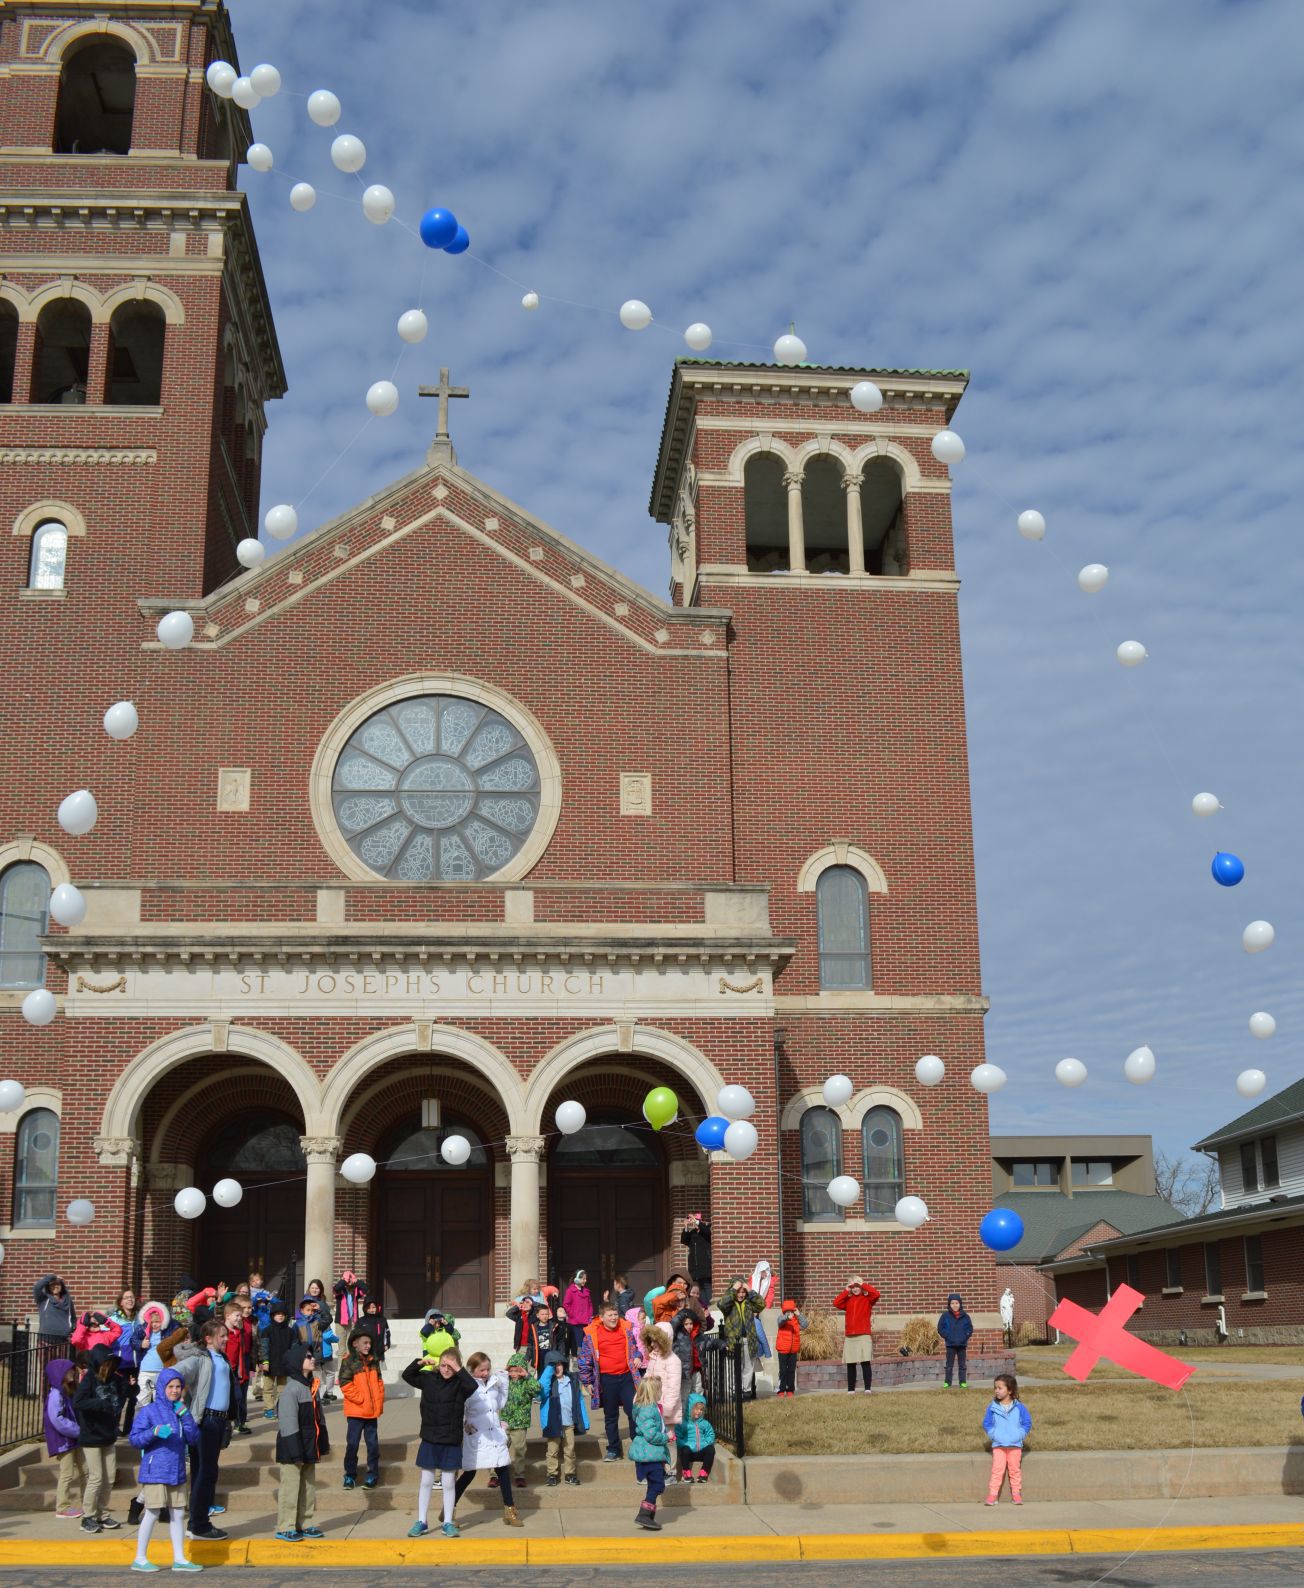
[{"x1": 0, "y1": 0, "x2": 1000, "y2": 1344}]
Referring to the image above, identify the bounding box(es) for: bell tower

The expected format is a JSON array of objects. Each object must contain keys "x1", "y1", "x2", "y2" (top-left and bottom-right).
[{"x1": 0, "y1": 0, "x2": 285, "y2": 599}]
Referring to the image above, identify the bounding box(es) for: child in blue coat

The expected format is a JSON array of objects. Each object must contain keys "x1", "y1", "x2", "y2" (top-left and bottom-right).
[
  {"x1": 982, "y1": 1373, "x2": 1032, "y2": 1505},
  {"x1": 675, "y1": 1391, "x2": 716, "y2": 1483},
  {"x1": 937, "y1": 1293, "x2": 974, "y2": 1388},
  {"x1": 539, "y1": 1349, "x2": 588, "y2": 1486},
  {"x1": 127, "y1": 1367, "x2": 202, "y2": 1571},
  {"x1": 628, "y1": 1375, "x2": 669, "y2": 1531}
]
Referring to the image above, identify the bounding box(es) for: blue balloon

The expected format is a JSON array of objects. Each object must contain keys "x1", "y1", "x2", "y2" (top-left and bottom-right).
[
  {"x1": 979, "y1": 1208, "x2": 1025, "y2": 1253},
  {"x1": 1212, "y1": 851, "x2": 1245, "y2": 887},
  {"x1": 443, "y1": 224, "x2": 470, "y2": 255},
  {"x1": 419, "y1": 207, "x2": 458, "y2": 250},
  {"x1": 694, "y1": 1115, "x2": 730, "y2": 1151}
]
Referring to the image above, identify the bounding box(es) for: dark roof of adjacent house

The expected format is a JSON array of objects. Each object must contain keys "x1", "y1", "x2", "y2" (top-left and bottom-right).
[
  {"x1": 993, "y1": 1191, "x2": 1185, "y2": 1264},
  {"x1": 1193, "y1": 1077, "x2": 1304, "y2": 1150},
  {"x1": 1063, "y1": 1190, "x2": 1304, "y2": 1257}
]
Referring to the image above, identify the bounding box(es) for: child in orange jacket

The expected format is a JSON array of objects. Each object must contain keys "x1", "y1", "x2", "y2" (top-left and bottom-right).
[
  {"x1": 774, "y1": 1300, "x2": 808, "y2": 1397},
  {"x1": 338, "y1": 1330, "x2": 385, "y2": 1489}
]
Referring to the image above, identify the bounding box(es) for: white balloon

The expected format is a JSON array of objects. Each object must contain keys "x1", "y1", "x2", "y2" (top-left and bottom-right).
[
  {"x1": 619, "y1": 299, "x2": 652, "y2": 330},
  {"x1": 1236, "y1": 1068, "x2": 1268, "y2": 1099},
  {"x1": 1249, "y1": 1011, "x2": 1276, "y2": 1040},
  {"x1": 915, "y1": 1054, "x2": 946, "y2": 1087},
  {"x1": 174, "y1": 1187, "x2": 206, "y2": 1220},
  {"x1": 289, "y1": 182, "x2": 317, "y2": 213},
  {"x1": 1017, "y1": 509, "x2": 1046, "y2": 541},
  {"x1": 20, "y1": 989, "x2": 55, "y2": 1027},
  {"x1": 340, "y1": 1152, "x2": 377, "y2": 1184},
  {"x1": 440, "y1": 1134, "x2": 471, "y2": 1166},
  {"x1": 894, "y1": 1195, "x2": 930, "y2": 1229},
  {"x1": 362, "y1": 184, "x2": 395, "y2": 224},
  {"x1": 246, "y1": 142, "x2": 273, "y2": 173},
  {"x1": 0, "y1": 1079, "x2": 27, "y2": 1111},
  {"x1": 723, "y1": 1119, "x2": 759, "y2": 1161},
  {"x1": 683, "y1": 322, "x2": 713, "y2": 352},
  {"x1": 264, "y1": 503, "x2": 298, "y2": 540},
  {"x1": 521, "y1": 291, "x2": 540, "y2": 311},
  {"x1": 49, "y1": 883, "x2": 87, "y2": 928},
  {"x1": 157, "y1": 611, "x2": 194, "y2": 650},
  {"x1": 103, "y1": 701, "x2": 138, "y2": 741},
  {"x1": 58, "y1": 789, "x2": 98, "y2": 836},
  {"x1": 206, "y1": 61, "x2": 237, "y2": 98},
  {"x1": 366, "y1": 380, "x2": 399, "y2": 417},
  {"x1": 822, "y1": 1073, "x2": 854, "y2": 1108},
  {"x1": 1243, "y1": 920, "x2": 1275, "y2": 954},
  {"x1": 1124, "y1": 1045, "x2": 1156, "y2": 1084},
  {"x1": 236, "y1": 538, "x2": 266, "y2": 570},
  {"x1": 307, "y1": 89, "x2": 341, "y2": 126},
  {"x1": 773, "y1": 332, "x2": 807, "y2": 366},
  {"x1": 1077, "y1": 563, "x2": 1109, "y2": 594},
  {"x1": 331, "y1": 134, "x2": 366, "y2": 173},
  {"x1": 716, "y1": 1085, "x2": 755, "y2": 1121},
  {"x1": 826, "y1": 1175, "x2": 860, "y2": 1208},
  {"x1": 969, "y1": 1063, "x2": 1007, "y2": 1094},
  {"x1": 1055, "y1": 1057, "x2": 1088, "y2": 1088},
  {"x1": 1116, "y1": 640, "x2": 1147, "y2": 666},
  {"x1": 212, "y1": 1177, "x2": 243, "y2": 1208},
  {"x1": 1191, "y1": 792, "x2": 1222, "y2": 818},
  {"x1": 931, "y1": 430, "x2": 965, "y2": 464},
  {"x1": 66, "y1": 1198, "x2": 95, "y2": 1227},
  {"x1": 555, "y1": 1100, "x2": 586, "y2": 1135},
  {"x1": 397, "y1": 309, "x2": 429, "y2": 344},
  {"x1": 850, "y1": 380, "x2": 883, "y2": 413},
  {"x1": 249, "y1": 63, "x2": 282, "y2": 97},
  {"x1": 231, "y1": 76, "x2": 260, "y2": 110}
]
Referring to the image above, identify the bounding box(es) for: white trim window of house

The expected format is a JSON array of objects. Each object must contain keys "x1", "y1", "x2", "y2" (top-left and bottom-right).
[
  {"x1": 1010, "y1": 1160, "x2": 1057, "y2": 1188},
  {"x1": 1243, "y1": 1234, "x2": 1265, "y2": 1293},
  {"x1": 1240, "y1": 1135, "x2": 1280, "y2": 1195},
  {"x1": 1070, "y1": 1158, "x2": 1114, "y2": 1187},
  {"x1": 1204, "y1": 1241, "x2": 1223, "y2": 1298},
  {"x1": 1164, "y1": 1247, "x2": 1182, "y2": 1289}
]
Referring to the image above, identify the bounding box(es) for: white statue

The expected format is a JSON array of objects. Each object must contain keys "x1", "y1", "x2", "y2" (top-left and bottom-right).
[{"x1": 1000, "y1": 1287, "x2": 1015, "y2": 1331}]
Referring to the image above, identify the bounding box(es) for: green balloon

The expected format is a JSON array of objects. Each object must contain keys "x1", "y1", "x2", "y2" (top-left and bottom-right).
[{"x1": 643, "y1": 1086, "x2": 678, "y2": 1131}]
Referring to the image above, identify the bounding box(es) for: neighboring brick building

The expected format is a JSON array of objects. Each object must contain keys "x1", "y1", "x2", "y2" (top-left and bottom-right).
[{"x1": 0, "y1": 0, "x2": 1000, "y2": 1339}]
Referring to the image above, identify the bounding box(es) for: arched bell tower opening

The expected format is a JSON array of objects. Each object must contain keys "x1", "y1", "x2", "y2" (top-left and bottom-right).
[{"x1": 55, "y1": 40, "x2": 137, "y2": 155}]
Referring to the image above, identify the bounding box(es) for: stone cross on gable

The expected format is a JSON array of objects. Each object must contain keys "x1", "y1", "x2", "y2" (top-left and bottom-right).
[{"x1": 419, "y1": 367, "x2": 470, "y2": 465}]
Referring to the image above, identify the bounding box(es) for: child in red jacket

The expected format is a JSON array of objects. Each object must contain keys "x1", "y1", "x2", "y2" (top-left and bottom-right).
[
  {"x1": 833, "y1": 1275, "x2": 881, "y2": 1393},
  {"x1": 774, "y1": 1300, "x2": 808, "y2": 1397}
]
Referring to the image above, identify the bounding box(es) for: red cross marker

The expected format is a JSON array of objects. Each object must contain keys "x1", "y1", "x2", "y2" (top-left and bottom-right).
[{"x1": 1048, "y1": 1283, "x2": 1194, "y2": 1391}]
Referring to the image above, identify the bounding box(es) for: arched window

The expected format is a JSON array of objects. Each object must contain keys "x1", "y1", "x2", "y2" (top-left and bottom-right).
[
  {"x1": 29, "y1": 521, "x2": 69, "y2": 589},
  {"x1": 107, "y1": 301, "x2": 164, "y2": 404},
  {"x1": 0, "y1": 862, "x2": 51, "y2": 988},
  {"x1": 863, "y1": 1106, "x2": 904, "y2": 1218},
  {"x1": 55, "y1": 40, "x2": 136, "y2": 155},
  {"x1": 552, "y1": 1116, "x2": 659, "y2": 1168},
  {"x1": 800, "y1": 1105, "x2": 843, "y2": 1222},
  {"x1": 31, "y1": 300, "x2": 91, "y2": 404},
  {"x1": 0, "y1": 301, "x2": 17, "y2": 403},
  {"x1": 380, "y1": 1121, "x2": 489, "y2": 1170},
  {"x1": 744, "y1": 453, "x2": 789, "y2": 572},
  {"x1": 801, "y1": 455, "x2": 848, "y2": 575},
  {"x1": 13, "y1": 1107, "x2": 59, "y2": 1226},
  {"x1": 860, "y1": 459, "x2": 906, "y2": 576},
  {"x1": 199, "y1": 1112, "x2": 307, "y2": 1175},
  {"x1": 816, "y1": 865, "x2": 871, "y2": 989}
]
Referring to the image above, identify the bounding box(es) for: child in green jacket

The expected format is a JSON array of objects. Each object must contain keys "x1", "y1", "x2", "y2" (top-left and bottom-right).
[
  {"x1": 628, "y1": 1374, "x2": 669, "y2": 1531},
  {"x1": 501, "y1": 1350, "x2": 540, "y2": 1486}
]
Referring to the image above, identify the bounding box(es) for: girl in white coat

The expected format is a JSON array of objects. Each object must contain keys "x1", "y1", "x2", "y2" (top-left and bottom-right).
[
  {"x1": 454, "y1": 1353, "x2": 523, "y2": 1527},
  {"x1": 642, "y1": 1324, "x2": 683, "y2": 1435}
]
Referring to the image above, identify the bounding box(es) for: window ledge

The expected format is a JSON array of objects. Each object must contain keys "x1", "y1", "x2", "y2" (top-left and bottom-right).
[
  {"x1": 0, "y1": 1224, "x2": 58, "y2": 1240},
  {"x1": 796, "y1": 1218, "x2": 909, "y2": 1235},
  {"x1": 1200, "y1": 1294, "x2": 1225, "y2": 1306},
  {"x1": 1240, "y1": 1291, "x2": 1268, "y2": 1302},
  {"x1": 1, "y1": 404, "x2": 163, "y2": 418},
  {"x1": 17, "y1": 587, "x2": 66, "y2": 600},
  {"x1": 1161, "y1": 1287, "x2": 1183, "y2": 1296}
]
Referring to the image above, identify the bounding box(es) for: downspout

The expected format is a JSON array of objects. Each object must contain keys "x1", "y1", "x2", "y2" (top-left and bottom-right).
[{"x1": 773, "y1": 1026, "x2": 787, "y2": 1291}]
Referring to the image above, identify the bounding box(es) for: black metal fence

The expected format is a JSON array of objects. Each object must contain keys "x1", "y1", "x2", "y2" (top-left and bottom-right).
[
  {"x1": 701, "y1": 1338, "x2": 746, "y2": 1457},
  {"x1": 1, "y1": 1326, "x2": 68, "y2": 1450}
]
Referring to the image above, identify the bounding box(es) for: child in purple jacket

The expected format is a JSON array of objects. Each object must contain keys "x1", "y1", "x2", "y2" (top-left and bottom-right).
[
  {"x1": 44, "y1": 1357, "x2": 83, "y2": 1519},
  {"x1": 127, "y1": 1367, "x2": 202, "y2": 1572}
]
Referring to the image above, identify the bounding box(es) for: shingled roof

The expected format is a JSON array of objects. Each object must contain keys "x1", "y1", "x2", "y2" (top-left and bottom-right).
[
  {"x1": 1193, "y1": 1076, "x2": 1304, "y2": 1151},
  {"x1": 992, "y1": 1191, "x2": 1185, "y2": 1264}
]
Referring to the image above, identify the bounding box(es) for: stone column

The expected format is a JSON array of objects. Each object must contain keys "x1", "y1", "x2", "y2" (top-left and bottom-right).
[
  {"x1": 782, "y1": 470, "x2": 807, "y2": 572},
  {"x1": 842, "y1": 473, "x2": 866, "y2": 574},
  {"x1": 506, "y1": 1135, "x2": 546, "y2": 1297},
  {"x1": 300, "y1": 1136, "x2": 342, "y2": 1293}
]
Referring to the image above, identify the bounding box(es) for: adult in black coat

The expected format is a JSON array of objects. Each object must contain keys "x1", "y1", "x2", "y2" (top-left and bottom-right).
[{"x1": 680, "y1": 1214, "x2": 713, "y2": 1302}]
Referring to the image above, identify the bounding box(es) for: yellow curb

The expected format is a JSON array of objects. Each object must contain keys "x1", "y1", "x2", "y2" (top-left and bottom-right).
[
  {"x1": 525, "y1": 1536, "x2": 803, "y2": 1564},
  {"x1": 799, "y1": 1531, "x2": 1075, "y2": 1560},
  {"x1": 1068, "y1": 1524, "x2": 1304, "y2": 1556}
]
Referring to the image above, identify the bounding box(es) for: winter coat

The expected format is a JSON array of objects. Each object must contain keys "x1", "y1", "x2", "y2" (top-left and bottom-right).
[
  {"x1": 669, "y1": 1304, "x2": 706, "y2": 1378},
  {"x1": 578, "y1": 1316, "x2": 638, "y2": 1400},
  {"x1": 250, "y1": 1289, "x2": 275, "y2": 1331},
  {"x1": 73, "y1": 1350, "x2": 123, "y2": 1447},
  {"x1": 628, "y1": 1401, "x2": 669, "y2": 1465},
  {"x1": 938, "y1": 1295, "x2": 974, "y2": 1348},
  {"x1": 834, "y1": 1285, "x2": 881, "y2": 1337},
  {"x1": 536, "y1": 1307, "x2": 568, "y2": 1360},
  {"x1": 224, "y1": 1317, "x2": 255, "y2": 1383},
  {"x1": 333, "y1": 1276, "x2": 368, "y2": 1328},
  {"x1": 338, "y1": 1352, "x2": 385, "y2": 1420},
  {"x1": 33, "y1": 1277, "x2": 74, "y2": 1339},
  {"x1": 680, "y1": 1219, "x2": 712, "y2": 1279},
  {"x1": 652, "y1": 1289, "x2": 684, "y2": 1327},
  {"x1": 562, "y1": 1282, "x2": 594, "y2": 1327},
  {"x1": 461, "y1": 1373, "x2": 511, "y2": 1470},
  {"x1": 610, "y1": 1286, "x2": 634, "y2": 1318},
  {"x1": 70, "y1": 1313, "x2": 123, "y2": 1355},
  {"x1": 109, "y1": 1313, "x2": 144, "y2": 1372},
  {"x1": 43, "y1": 1359, "x2": 78, "y2": 1457},
  {"x1": 128, "y1": 1369, "x2": 200, "y2": 1486},
  {"x1": 539, "y1": 1358, "x2": 589, "y2": 1435},
  {"x1": 984, "y1": 1398, "x2": 1033, "y2": 1449},
  {"x1": 356, "y1": 1310, "x2": 390, "y2": 1360},
  {"x1": 261, "y1": 1316, "x2": 296, "y2": 1376},
  {"x1": 643, "y1": 1342, "x2": 683, "y2": 1430},
  {"x1": 276, "y1": 1347, "x2": 329, "y2": 1465},
  {"x1": 502, "y1": 1354, "x2": 540, "y2": 1430},
  {"x1": 717, "y1": 1286, "x2": 765, "y2": 1354},
  {"x1": 676, "y1": 1392, "x2": 716, "y2": 1455},
  {"x1": 174, "y1": 1343, "x2": 233, "y2": 1420},
  {"x1": 292, "y1": 1308, "x2": 324, "y2": 1355},
  {"x1": 506, "y1": 1304, "x2": 542, "y2": 1370},
  {"x1": 776, "y1": 1305, "x2": 808, "y2": 1355},
  {"x1": 420, "y1": 1311, "x2": 461, "y2": 1361},
  {"x1": 401, "y1": 1358, "x2": 479, "y2": 1446}
]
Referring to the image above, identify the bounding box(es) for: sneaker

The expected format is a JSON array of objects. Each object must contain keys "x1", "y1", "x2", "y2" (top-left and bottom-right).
[
  {"x1": 959, "y1": 1381, "x2": 968, "y2": 1389},
  {"x1": 128, "y1": 1497, "x2": 145, "y2": 1525},
  {"x1": 363, "y1": 1476, "x2": 378, "y2": 1489},
  {"x1": 564, "y1": 1475, "x2": 580, "y2": 1486},
  {"x1": 236, "y1": 1424, "x2": 252, "y2": 1436},
  {"x1": 603, "y1": 1449, "x2": 620, "y2": 1461},
  {"x1": 342, "y1": 1476, "x2": 356, "y2": 1490},
  {"x1": 984, "y1": 1498, "x2": 998, "y2": 1507},
  {"x1": 171, "y1": 1565, "x2": 204, "y2": 1574},
  {"x1": 515, "y1": 1476, "x2": 528, "y2": 1489},
  {"x1": 696, "y1": 1472, "x2": 710, "y2": 1483},
  {"x1": 80, "y1": 1518, "x2": 101, "y2": 1534},
  {"x1": 130, "y1": 1563, "x2": 161, "y2": 1575},
  {"x1": 98, "y1": 1516, "x2": 122, "y2": 1530},
  {"x1": 263, "y1": 1408, "x2": 277, "y2": 1419},
  {"x1": 186, "y1": 1527, "x2": 226, "y2": 1542},
  {"x1": 56, "y1": 1507, "x2": 83, "y2": 1520},
  {"x1": 488, "y1": 1475, "x2": 499, "y2": 1489},
  {"x1": 546, "y1": 1476, "x2": 560, "y2": 1487},
  {"x1": 274, "y1": 1529, "x2": 302, "y2": 1542},
  {"x1": 206, "y1": 1506, "x2": 225, "y2": 1517},
  {"x1": 300, "y1": 1527, "x2": 324, "y2": 1538},
  {"x1": 406, "y1": 1522, "x2": 429, "y2": 1538},
  {"x1": 441, "y1": 1522, "x2": 461, "y2": 1538},
  {"x1": 943, "y1": 1382, "x2": 952, "y2": 1389},
  {"x1": 1012, "y1": 1498, "x2": 1023, "y2": 1507}
]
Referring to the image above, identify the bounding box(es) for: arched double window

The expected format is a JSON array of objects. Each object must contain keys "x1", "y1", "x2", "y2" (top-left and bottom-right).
[
  {"x1": 800, "y1": 1104, "x2": 843, "y2": 1222},
  {"x1": 816, "y1": 866, "x2": 871, "y2": 989},
  {"x1": 29, "y1": 521, "x2": 69, "y2": 589},
  {"x1": 55, "y1": 40, "x2": 136, "y2": 155},
  {"x1": 863, "y1": 1106, "x2": 904, "y2": 1218},
  {"x1": 0, "y1": 862, "x2": 51, "y2": 988},
  {"x1": 13, "y1": 1107, "x2": 60, "y2": 1226}
]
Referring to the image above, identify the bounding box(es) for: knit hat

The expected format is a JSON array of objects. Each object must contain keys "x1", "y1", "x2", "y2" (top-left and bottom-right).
[{"x1": 781, "y1": 1298, "x2": 797, "y2": 1312}]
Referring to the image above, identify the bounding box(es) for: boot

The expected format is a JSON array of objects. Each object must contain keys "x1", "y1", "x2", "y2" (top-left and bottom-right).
[
  {"x1": 127, "y1": 1497, "x2": 144, "y2": 1526},
  {"x1": 502, "y1": 1505, "x2": 523, "y2": 1528},
  {"x1": 635, "y1": 1504, "x2": 661, "y2": 1531}
]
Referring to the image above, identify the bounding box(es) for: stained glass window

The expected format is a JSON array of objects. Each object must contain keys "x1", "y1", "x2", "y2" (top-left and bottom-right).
[
  {"x1": 14, "y1": 1108, "x2": 59, "y2": 1226},
  {"x1": 863, "y1": 1106, "x2": 904, "y2": 1218},
  {"x1": 0, "y1": 862, "x2": 50, "y2": 988},
  {"x1": 816, "y1": 866, "x2": 871, "y2": 989},
  {"x1": 29, "y1": 522, "x2": 68, "y2": 589},
  {"x1": 332, "y1": 696, "x2": 541, "y2": 881},
  {"x1": 800, "y1": 1105, "x2": 842, "y2": 1222}
]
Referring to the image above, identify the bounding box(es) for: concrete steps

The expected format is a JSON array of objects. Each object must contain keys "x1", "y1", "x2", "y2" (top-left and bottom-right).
[{"x1": 379, "y1": 1317, "x2": 517, "y2": 1383}]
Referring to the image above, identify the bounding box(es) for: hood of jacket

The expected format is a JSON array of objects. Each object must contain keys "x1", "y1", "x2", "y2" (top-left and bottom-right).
[
  {"x1": 424, "y1": 1307, "x2": 446, "y2": 1324},
  {"x1": 947, "y1": 1293, "x2": 965, "y2": 1310},
  {"x1": 686, "y1": 1391, "x2": 708, "y2": 1416},
  {"x1": 284, "y1": 1342, "x2": 314, "y2": 1385},
  {"x1": 155, "y1": 1367, "x2": 184, "y2": 1399},
  {"x1": 45, "y1": 1357, "x2": 72, "y2": 1392},
  {"x1": 542, "y1": 1349, "x2": 568, "y2": 1371},
  {"x1": 506, "y1": 1350, "x2": 530, "y2": 1370},
  {"x1": 87, "y1": 1343, "x2": 114, "y2": 1372}
]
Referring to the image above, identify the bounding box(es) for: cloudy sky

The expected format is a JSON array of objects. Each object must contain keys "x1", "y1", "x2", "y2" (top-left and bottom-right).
[{"x1": 227, "y1": 0, "x2": 1304, "y2": 1164}]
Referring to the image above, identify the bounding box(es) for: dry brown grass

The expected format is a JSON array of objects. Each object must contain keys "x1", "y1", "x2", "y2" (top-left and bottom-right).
[
  {"x1": 798, "y1": 1304, "x2": 842, "y2": 1362},
  {"x1": 1015, "y1": 1319, "x2": 1045, "y2": 1347},
  {"x1": 899, "y1": 1316, "x2": 942, "y2": 1357},
  {"x1": 1018, "y1": 1343, "x2": 1304, "y2": 1376},
  {"x1": 743, "y1": 1379, "x2": 1304, "y2": 1457}
]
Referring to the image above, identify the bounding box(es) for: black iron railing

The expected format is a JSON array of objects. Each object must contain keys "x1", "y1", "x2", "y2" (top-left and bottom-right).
[
  {"x1": 1, "y1": 1325, "x2": 68, "y2": 1450},
  {"x1": 701, "y1": 1338, "x2": 746, "y2": 1457}
]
